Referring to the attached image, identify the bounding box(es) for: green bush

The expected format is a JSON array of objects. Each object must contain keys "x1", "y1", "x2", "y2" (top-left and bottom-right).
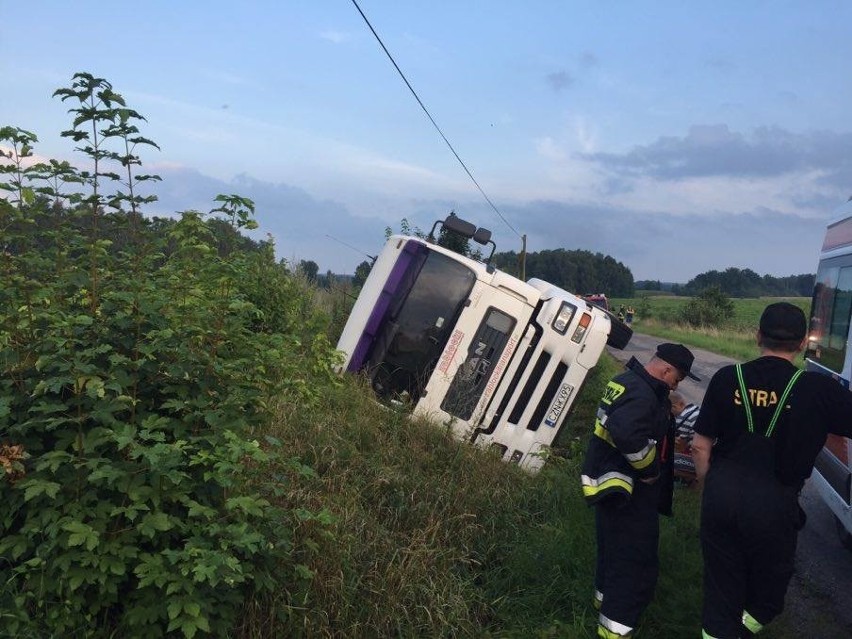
[
  {"x1": 1, "y1": 73, "x2": 338, "y2": 637},
  {"x1": 678, "y1": 286, "x2": 734, "y2": 328},
  {"x1": 636, "y1": 297, "x2": 653, "y2": 320}
]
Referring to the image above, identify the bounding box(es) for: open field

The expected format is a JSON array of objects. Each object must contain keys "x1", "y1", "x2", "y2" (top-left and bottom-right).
[{"x1": 609, "y1": 296, "x2": 811, "y2": 361}]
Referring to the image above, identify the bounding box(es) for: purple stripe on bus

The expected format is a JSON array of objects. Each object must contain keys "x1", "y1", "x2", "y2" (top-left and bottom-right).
[{"x1": 347, "y1": 240, "x2": 424, "y2": 372}]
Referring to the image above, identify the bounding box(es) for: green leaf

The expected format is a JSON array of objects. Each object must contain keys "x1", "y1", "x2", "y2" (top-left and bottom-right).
[
  {"x1": 105, "y1": 556, "x2": 126, "y2": 576},
  {"x1": 21, "y1": 479, "x2": 62, "y2": 502},
  {"x1": 138, "y1": 512, "x2": 174, "y2": 538},
  {"x1": 194, "y1": 615, "x2": 210, "y2": 632},
  {"x1": 34, "y1": 451, "x2": 73, "y2": 472},
  {"x1": 87, "y1": 463, "x2": 124, "y2": 486},
  {"x1": 63, "y1": 520, "x2": 99, "y2": 550},
  {"x1": 0, "y1": 535, "x2": 29, "y2": 560},
  {"x1": 224, "y1": 495, "x2": 268, "y2": 517},
  {"x1": 294, "y1": 564, "x2": 314, "y2": 580},
  {"x1": 167, "y1": 600, "x2": 183, "y2": 620},
  {"x1": 181, "y1": 620, "x2": 199, "y2": 639},
  {"x1": 264, "y1": 434, "x2": 282, "y2": 447}
]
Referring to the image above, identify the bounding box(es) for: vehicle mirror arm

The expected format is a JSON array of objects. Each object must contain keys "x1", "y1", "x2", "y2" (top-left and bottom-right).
[{"x1": 485, "y1": 240, "x2": 497, "y2": 272}]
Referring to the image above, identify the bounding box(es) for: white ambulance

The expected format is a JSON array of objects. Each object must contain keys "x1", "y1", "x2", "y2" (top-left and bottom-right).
[{"x1": 806, "y1": 197, "x2": 852, "y2": 547}]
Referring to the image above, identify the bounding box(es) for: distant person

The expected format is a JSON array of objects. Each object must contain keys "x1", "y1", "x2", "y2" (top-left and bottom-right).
[
  {"x1": 625, "y1": 306, "x2": 635, "y2": 325},
  {"x1": 581, "y1": 343, "x2": 699, "y2": 638},
  {"x1": 617, "y1": 304, "x2": 626, "y2": 322},
  {"x1": 670, "y1": 391, "x2": 700, "y2": 484},
  {"x1": 692, "y1": 302, "x2": 852, "y2": 638}
]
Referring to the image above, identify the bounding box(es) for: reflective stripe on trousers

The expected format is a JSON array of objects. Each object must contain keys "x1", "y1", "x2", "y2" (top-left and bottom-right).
[
  {"x1": 701, "y1": 606, "x2": 767, "y2": 637},
  {"x1": 598, "y1": 612, "x2": 633, "y2": 638},
  {"x1": 742, "y1": 610, "x2": 763, "y2": 634},
  {"x1": 594, "y1": 481, "x2": 660, "y2": 636}
]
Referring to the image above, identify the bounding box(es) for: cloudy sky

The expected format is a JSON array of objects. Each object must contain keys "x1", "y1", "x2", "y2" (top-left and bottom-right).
[{"x1": 3, "y1": 1, "x2": 852, "y2": 282}]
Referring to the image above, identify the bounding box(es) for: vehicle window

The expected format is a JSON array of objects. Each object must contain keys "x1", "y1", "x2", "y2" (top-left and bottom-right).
[
  {"x1": 809, "y1": 263, "x2": 852, "y2": 373},
  {"x1": 370, "y1": 249, "x2": 476, "y2": 402},
  {"x1": 441, "y1": 307, "x2": 516, "y2": 420}
]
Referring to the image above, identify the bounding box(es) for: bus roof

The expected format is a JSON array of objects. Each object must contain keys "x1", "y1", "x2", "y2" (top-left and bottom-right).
[{"x1": 822, "y1": 199, "x2": 852, "y2": 253}]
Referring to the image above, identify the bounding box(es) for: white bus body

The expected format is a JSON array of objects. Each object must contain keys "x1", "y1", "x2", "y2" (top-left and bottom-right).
[
  {"x1": 806, "y1": 199, "x2": 852, "y2": 545},
  {"x1": 337, "y1": 221, "x2": 631, "y2": 473}
]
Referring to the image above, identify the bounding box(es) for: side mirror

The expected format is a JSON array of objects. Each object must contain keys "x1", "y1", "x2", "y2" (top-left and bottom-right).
[
  {"x1": 442, "y1": 214, "x2": 476, "y2": 239},
  {"x1": 472, "y1": 228, "x2": 492, "y2": 245}
]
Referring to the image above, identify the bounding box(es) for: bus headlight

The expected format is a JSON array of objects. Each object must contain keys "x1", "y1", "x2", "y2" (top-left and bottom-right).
[{"x1": 553, "y1": 301, "x2": 577, "y2": 335}]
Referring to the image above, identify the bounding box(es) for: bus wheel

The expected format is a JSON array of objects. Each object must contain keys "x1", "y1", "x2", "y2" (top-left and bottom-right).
[
  {"x1": 606, "y1": 315, "x2": 633, "y2": 350},
  {"x1": 834, "y1": 514, "x2": 852, "y2": 551}
]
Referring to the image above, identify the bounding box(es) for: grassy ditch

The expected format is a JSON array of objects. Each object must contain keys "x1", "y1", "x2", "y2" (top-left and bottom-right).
[{"x1": 241, "y1": 354, "x2": 710, "y2": 638}]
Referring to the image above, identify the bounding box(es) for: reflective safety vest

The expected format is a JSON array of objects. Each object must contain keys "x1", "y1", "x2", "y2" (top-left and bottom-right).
[{"x1": 581, "y1": 357, "x2": 673, "y2": 507}]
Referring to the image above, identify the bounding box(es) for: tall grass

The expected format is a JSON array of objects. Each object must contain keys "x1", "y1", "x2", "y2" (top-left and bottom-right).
[
  {"x1": 235, "y1": 354, "x2": 716, "y2": 638},
  {"x1": 230, "y1": 285, "x2": 815, "y2": 637}
]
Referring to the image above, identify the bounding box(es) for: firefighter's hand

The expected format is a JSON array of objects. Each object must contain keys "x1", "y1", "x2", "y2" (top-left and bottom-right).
[{"x1": 639, "y1": 474, "x2": 659, "y2": 484}]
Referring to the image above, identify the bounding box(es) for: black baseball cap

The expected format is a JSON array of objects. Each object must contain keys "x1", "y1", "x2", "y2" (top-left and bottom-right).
[
  {"x1": 655, "y1": 343, "x2": 700, "y2": 381},
  {"x1": 759, "y1": 302, "x2": 807, "y2": 341}
]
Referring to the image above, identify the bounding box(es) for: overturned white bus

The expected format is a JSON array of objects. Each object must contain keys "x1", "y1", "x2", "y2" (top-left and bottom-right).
[
  {"x1": 336, "y1": 214, "x2": 632, "y2": 472},
  {"x1": 806, "y1": 198, "x2": 852, "y2": 547}
]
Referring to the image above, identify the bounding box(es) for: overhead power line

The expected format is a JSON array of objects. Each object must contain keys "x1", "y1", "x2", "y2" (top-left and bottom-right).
[
  {"x1": 349, "y1": 0, "x2": 521, "y2": 239},
  {"x1": 325, "y1": 234, "x2": 377, "y2": 263}
]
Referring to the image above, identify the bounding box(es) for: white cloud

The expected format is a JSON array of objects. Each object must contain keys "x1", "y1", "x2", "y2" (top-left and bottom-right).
[
  {"x1": 573, "y1": 115, "x2": 598, "y2": 153},
  {"x1": 319, "y1": 30, "x2": 349, "y2": 44},
  {"x1": 198, "y1": 69, "x2": 251, "y2": 86},
  {"x1": 534, "y1": 137, "x2": 566, "y2": 162},
  {"x1": 605, "y1": 170, "x2": 834, "y2": 219}
]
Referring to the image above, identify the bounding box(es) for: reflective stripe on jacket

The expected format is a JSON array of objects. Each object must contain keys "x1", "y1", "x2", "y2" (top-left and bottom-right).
[{"x1": 581, "y1": 357, "x2": 675, "y2": 510}]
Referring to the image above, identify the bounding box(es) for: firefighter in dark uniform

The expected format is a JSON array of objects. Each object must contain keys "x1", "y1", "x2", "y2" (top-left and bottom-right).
[
  {"x1": 693, "y1": 302, "x2": 852, "y2": 638},
  {"x1": 581, "y1": 342, "x2": 699, "y2": 638}
]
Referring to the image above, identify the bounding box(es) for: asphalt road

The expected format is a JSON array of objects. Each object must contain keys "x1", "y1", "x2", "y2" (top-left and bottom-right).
[
  {"x1": 607, "y1": 332, "x2": 736, "y2": 406},
  {"x1": 607, "y1": 334, "x2": 852, "y2": 635}
]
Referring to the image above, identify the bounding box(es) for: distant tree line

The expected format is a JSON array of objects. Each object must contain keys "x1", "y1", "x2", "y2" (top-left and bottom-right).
[
  {"x1": 677, "y1": 268, "x2": 814, "y2": 298},
  {"x1": 493, "y1": 248, "x2": 634, "y2": 297},
  {"x1": 635, "y1": 280, "x2": 677, "y2": 292}
]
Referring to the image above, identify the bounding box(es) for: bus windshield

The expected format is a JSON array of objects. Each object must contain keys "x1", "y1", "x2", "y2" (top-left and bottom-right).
[{"x1": 368, "y1": 245, "x2": 476, "y2": 403}]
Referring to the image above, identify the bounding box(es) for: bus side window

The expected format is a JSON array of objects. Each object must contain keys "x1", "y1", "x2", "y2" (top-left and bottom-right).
[
  {"x1": 811, "y1": 264, "x2": 852, "y2": 373},
  {"x1": 832, "y1": 268, "x2": 852, "y2": 349}
]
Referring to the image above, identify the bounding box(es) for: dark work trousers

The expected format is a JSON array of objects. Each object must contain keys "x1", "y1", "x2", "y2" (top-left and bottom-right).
[
  {"x1": 595, "y1": 479, "x2": 661, "y2": 631},
  {"x1": 700, "y1": 460, "x2": 800, "y2": 637}
]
